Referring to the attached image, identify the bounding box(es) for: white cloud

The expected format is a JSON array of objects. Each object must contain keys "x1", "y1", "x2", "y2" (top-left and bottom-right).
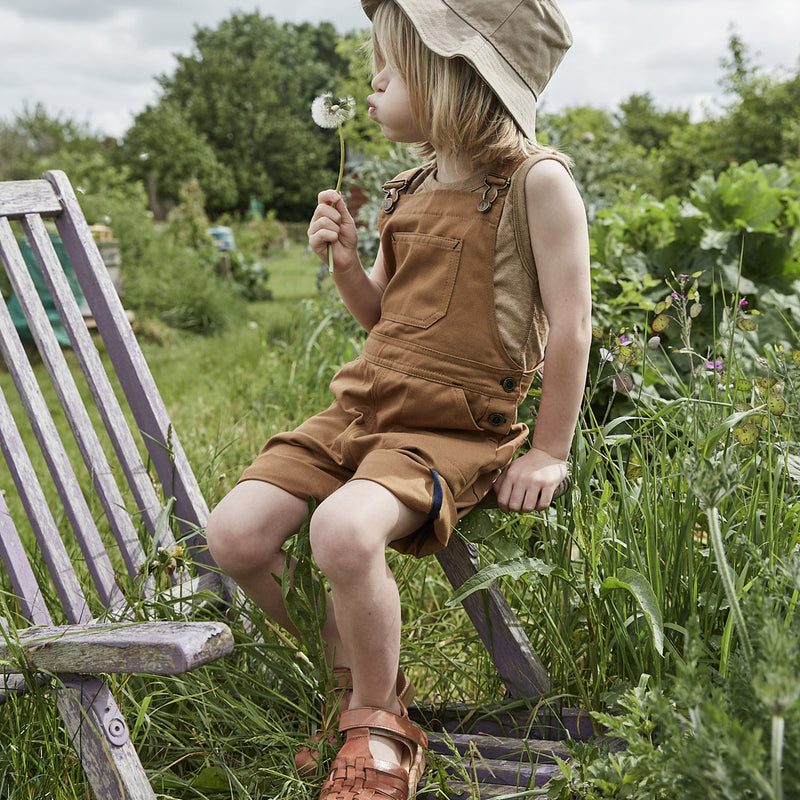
[{"x1": 0, "y1": 0, "x2": 797, "y2": 138}]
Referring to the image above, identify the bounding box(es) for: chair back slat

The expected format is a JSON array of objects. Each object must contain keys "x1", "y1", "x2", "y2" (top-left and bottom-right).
[
  {"x1": 0, "y1": 220, "x2": 122, "y2": 615},
  {"x1": 0, "y1": 490, "x2": 53, "y2": 626},
  {"x1": 0, "y1": 382, "x2": 91, "y2": 624},
  {"x1": 47, "y1": 171, "x2": 212, "y2": 563},
  {"x1": 19, "y1": 214, "x2": 153, "y2": 578},
  {"x1": 21, "y1": 214, "x2": 170, "y2": 547}
]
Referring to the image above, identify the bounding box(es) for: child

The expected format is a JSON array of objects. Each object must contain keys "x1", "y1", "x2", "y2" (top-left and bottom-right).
[{"x1": 206, "y1": 0, "x2": 591, "y2": 797}]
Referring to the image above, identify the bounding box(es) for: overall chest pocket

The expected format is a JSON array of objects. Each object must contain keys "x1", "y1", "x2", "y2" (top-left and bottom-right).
[{"x1": 381, "y1": 232, "x2": 462, "y2": 329}]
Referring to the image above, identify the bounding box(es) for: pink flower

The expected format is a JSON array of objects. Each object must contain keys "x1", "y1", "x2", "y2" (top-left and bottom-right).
[{"x1": 706, "y1": 360, "x2": 723, "y2": 372}]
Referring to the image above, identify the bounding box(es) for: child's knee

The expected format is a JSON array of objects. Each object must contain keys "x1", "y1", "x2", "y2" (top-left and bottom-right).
[
  {"x1": 205, "y1": 483, "x2": 305, "y2": 576},
  {"x1": 205, "y1": 502, "x2": 253, "y2": 575},
  {"x1": 309, "y1": 510, "x2": 379, "y2": 581}
]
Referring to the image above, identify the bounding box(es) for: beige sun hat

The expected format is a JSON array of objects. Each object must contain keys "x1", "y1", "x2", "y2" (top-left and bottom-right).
[{"x1": 362, "y1": 0, "x2": 572, "y2": 140}]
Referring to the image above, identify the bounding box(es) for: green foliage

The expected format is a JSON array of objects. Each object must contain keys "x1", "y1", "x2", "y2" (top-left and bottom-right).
[
  {"x1": 115, "y1": 100, "x2": 238, "y2": 217},
  {"x1": 552, "y1": 578, "x2": 800, "y2": 800},
  {"x1": 166, "y1": 178, "x2": 212, "y2": 250},
  {"x1": 335, "y1": 29, "x2": 393, "y2": 159},
  {"x1": 146, "y1": 13, "x2": 351, "y2": 220},
  {"x1": 350, "y1": 144, "x2": 419, "y2": 264},
  {"x1": 590, "y1": 160, "x2": 800, "y2": 386},
  {"x1": 0, "y1": 103, "x2": 107, "y2": 182}
]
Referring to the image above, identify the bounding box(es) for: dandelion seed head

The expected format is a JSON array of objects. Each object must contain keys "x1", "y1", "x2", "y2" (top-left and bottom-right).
[{"x1": 311, "y1": 93, "x2": 356, "y2": 129}]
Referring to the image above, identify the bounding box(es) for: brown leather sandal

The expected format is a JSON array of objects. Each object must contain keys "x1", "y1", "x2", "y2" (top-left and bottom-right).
[
  {"x1": 318, "y1": 702, "x2": 427, "y2": 799},
  {"x1": 295, "y1": 667, "x2": 415, "y2": 776}
]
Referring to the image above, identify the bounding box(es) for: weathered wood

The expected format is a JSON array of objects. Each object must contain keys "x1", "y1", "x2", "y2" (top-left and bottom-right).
[
  {"x1": 56, "y1": 675, "x2": 158, "y2": 800},
  {"x1": 21, "y1": 213, "x2": 153, "y2": 579},
  {"x1": 0, "y1": 489, "x2": 52, "y2": 627},
  {"x1": 47, "y1": 170, "x2": 212, "y2": 562},
  {"x1": 0, "y1": 621, "x2": 234, "y2": 675},
  {"x1": 21, "y1": 210, "x2": 167, "y2": 548},
  {"x1": 0, "y1": 172, "x2": 234, "y2": 798},
  {"x1": 436, "y1": 536, "x2": 551, "y2": 698},
  {"x1": 0, "y1": 379, "x2": 94, "y2": 623},
  {"x1": 419, "y1": 772, "x2": 560, "y2": 799},
  {"x1": 0, "y1": 180, "x2": 61, "y2": 217},
  {"x1": 435, "y1": 480, "x2": 571, "y2": 700},
  {"x1": 411, "y1": 702, "x2": 595, "y2": 742},
  {"x1": 426, "y1": 731, "x2": 571, "y2": 764}
]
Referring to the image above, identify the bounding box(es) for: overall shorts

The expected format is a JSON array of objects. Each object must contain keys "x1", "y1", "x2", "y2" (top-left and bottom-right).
[{"x1": 240, "y1": 162, "x2": 537, "y2": 557}]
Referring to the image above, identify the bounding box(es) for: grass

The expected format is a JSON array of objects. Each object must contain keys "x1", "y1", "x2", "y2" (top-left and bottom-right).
[
  {"x1": 2, "y1": 243, "x2": 800, "y2": 798},
  {"x1": 0, "y1": 244, "x2": 512, "y2": 799}
]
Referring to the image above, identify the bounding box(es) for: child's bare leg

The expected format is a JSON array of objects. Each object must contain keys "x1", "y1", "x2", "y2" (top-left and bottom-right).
[
  {"x1": 309, "y1": 479, "x2": 427, "y2": 766},
  {"x1": 206, "y1": 480, "x2": 346, "y2": 662}
]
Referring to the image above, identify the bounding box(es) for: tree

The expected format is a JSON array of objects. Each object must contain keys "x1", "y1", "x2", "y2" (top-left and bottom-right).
[
  {"x1": 148, "y1": 13, "x2": 351, "y2": 221},
  {"x1": 335, "y1": 28, "x2": 394, "y2": 159},
  {"x1": 658, "y1": 35, "x2": 800, "y2": 197},
  {"x1": 0, "y1": 104, "x2": 107, "y2": 181},
  {"x1": 116, "y1": 101, "x2": 237, "y2": 219},
  {"x1": 616, "y1": 93, "x2": 689, "y2": 153}
]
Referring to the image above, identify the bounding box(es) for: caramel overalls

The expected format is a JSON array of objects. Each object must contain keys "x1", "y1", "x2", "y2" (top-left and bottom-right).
[{"x1": 241, "y1": 159, "x2": 543, "y2": 557}]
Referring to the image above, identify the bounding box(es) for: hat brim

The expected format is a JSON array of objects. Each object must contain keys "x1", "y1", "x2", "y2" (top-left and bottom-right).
[{"x1": 362, "y1": 0, "x2": 539, "y2": 139}]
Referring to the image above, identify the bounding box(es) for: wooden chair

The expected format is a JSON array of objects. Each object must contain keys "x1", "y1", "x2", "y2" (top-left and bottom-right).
[
  {"x1": 0, "y1": 171, "x2": 233, "y2": 799},
  {"x1": 0, "y1": 170, "x2": 589, "y2": 799}
]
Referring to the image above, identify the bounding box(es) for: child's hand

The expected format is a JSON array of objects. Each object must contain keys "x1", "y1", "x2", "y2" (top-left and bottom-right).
[
  {"x1": 308, "y1": 190, "x2": 359, "y2": 274},
  {"x1": 493, "y1": 447, "x2": 568, "y2": 512}
]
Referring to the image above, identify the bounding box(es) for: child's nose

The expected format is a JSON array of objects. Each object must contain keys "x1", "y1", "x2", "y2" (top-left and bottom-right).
[{"x1": 371, "y1": 68, "x2": 387, "y2": 91}]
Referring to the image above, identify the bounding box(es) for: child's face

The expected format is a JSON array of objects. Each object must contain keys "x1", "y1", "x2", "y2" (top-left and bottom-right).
[{"x1": 368, "y1": 64, "x2": 424, "y2": 143}]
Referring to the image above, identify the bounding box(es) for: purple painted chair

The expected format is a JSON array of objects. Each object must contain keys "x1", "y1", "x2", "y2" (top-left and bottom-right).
[{"x1": 0, "y1": 171, "x2": 233, "y2": 799}]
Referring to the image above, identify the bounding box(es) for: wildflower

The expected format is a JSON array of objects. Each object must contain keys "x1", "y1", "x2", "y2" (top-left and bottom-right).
[
  {"x1": 706, "y1": 360, "x2": 723, "y2": 372},
  {"x1": 618, "y1": 333, "x2": 630, "y2": 345},
  {"x1": 599, "y1": 347, "x2": 614, "y2": 363},
  {"x1": 739, "y1": 298, "x2": 749, "y2": 308},
  {"x1": 671, "y1": 292, "x2": 680, "y2": 301},
  {"x1": 311, "y1": 93, "x2": 356, "y2": 273}
]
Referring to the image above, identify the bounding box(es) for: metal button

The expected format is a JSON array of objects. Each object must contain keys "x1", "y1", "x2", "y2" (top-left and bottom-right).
[
  {"x1": 488, "y1": 413, "x2": 506, "y2": 426},
  {"x1": 500, "y1": 377, "x2": 516, "y2": 393}
]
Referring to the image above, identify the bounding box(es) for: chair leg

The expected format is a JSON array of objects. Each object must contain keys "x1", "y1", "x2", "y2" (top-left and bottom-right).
[
  {"x1": 436, "y1": 537, "x2": 551, "y2": 698},
  {"x1": 55, "y1": 675, "x2": 156, "y2": 800}
]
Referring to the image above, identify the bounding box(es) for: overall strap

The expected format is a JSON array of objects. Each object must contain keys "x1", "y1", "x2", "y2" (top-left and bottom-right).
[{"x1": 380, "y1": 167, "x2": 427, "y2": 214}]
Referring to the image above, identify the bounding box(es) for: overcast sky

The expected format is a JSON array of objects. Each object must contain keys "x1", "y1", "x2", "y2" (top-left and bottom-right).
[{"x1": 1, "y1": 1, "x2": 798, "y2": 139}]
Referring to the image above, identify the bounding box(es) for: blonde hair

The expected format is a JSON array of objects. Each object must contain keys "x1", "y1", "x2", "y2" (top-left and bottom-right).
[{"x1": 371, "y1": 1, "x2": 564, "y2": 168}]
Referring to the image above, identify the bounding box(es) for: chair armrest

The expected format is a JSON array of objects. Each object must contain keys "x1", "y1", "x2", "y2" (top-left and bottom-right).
[{"x1": 1, "y1": 620, "x2": 234, "y2": 675}]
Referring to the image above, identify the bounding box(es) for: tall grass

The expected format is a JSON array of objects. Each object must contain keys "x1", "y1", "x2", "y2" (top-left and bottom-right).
[{"x1": 2, "y1": 250, "x2": 799, "y2": 797}]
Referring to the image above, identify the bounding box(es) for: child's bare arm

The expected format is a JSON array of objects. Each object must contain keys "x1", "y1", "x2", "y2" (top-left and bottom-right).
[
  {"x1": 494, "y1": 160, "x2": 592, "y2": 513},
  {"x1": 308, "y1": 189, "x2": 388, "y2": 330}
]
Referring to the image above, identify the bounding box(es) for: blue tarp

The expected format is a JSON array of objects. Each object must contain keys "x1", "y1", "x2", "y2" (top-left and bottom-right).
[{"x1": 7, "y1": 233, "x2": 86, "y2": 348}]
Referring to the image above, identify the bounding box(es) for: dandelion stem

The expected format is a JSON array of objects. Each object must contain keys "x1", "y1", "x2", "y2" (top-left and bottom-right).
[
  {"x1": 335, "y1": 126, "x2": 346, "y2": 194},
  {"x1": 327, "y1": 126, "x2": 346, "y2": 274}
]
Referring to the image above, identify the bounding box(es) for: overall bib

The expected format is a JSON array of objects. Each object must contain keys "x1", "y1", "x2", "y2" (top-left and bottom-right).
[{"x1": 241, "y1": 161, "x2": 539, "y2": 557}]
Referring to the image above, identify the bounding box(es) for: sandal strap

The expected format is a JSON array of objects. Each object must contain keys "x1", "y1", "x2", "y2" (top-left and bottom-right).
[
  {"x1": 324, "y1": 755, "x2": 410, "y2": 800},
  {"x1": 338, "y1": 706, "x2": 428, "y2": 749}
]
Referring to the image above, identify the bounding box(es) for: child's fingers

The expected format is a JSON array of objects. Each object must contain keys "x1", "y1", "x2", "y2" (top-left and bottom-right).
[{"x1": 317, "y1": 189, "x2": 342, "y2": 207}]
